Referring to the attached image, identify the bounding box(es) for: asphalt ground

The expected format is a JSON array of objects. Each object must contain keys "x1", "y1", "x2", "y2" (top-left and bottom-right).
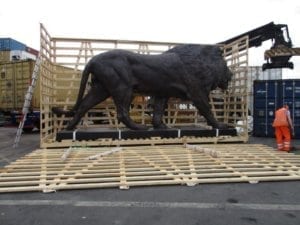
[{"x1": 1, "y1": 127, "x2": 300, "y2": 225}]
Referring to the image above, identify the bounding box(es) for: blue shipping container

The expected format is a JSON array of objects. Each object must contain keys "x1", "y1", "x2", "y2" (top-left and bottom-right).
[
  {"x1": 0, "y1": 38, "x2": 26, "y2": 51},
  {"x1": 253, "y1": 79, "x2": 300, "y2": 138},
  {"x1": 280, "y1": 80, "x2": 300, "y2": 98}
]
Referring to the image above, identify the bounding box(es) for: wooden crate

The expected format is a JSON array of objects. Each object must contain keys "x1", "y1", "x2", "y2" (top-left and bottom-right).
[
  {"x1": 39, "y1": 24, "x2": 249, "y2": 148},
  {"x1": 0, "y1": 144, "x2": 300, "y2": 193}
]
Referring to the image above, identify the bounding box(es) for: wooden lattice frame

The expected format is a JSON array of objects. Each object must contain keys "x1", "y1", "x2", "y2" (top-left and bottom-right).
[
  {"x1": 39, "y1": 24, "x2": 249, "y2": 148},
  {"x1": 1, "y1": 144, "x2": 300, "y2": 193}
]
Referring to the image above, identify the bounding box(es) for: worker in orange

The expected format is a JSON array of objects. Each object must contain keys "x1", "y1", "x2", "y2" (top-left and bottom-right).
[{"x1": 272, "y1": 103, "x2": 294, "y2": 152}]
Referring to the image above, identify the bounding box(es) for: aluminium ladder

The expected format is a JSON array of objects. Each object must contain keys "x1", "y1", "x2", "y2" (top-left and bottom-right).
[{"x1": 13, "y1": 56, "x2": 41, "y2": 148}]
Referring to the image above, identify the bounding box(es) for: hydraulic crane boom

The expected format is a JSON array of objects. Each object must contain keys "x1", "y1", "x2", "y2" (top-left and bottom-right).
[
  {"x1": 264, "y1": 47, "x2": 300, "y2": 70},
  {"x1": 219, "y1": 22, "x2": 298, "y2": 70}
]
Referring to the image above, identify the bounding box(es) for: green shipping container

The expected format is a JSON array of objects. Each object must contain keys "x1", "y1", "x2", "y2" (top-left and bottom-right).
[{"x1": 0, "y1": 59, "x2": 40, "y2": 111}]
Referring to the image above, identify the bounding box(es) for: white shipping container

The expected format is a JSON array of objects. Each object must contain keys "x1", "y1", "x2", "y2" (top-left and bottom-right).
[
  {"x1": 247, "y1": 66, "x2": 282, "y2": 115},
  {"x1": 247, "y1": 66, "x2": 282, "y2": 92},
  {"x1": 9, "y1": 50, "x2": 37, "y2": 61}
]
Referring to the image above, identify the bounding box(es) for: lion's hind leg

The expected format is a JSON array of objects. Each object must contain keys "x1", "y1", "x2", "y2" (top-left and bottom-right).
[
  {"x1": 113, "y1": 89, "x2": 148, "y2": 130},
  {"x1": 66, "y1": 86, "x2": 109, "y2": 130}
]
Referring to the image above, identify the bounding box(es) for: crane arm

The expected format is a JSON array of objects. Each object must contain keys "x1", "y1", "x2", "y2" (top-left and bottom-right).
[{"x1": 220, "y1": 22, "x2": 297, "y2": 70}]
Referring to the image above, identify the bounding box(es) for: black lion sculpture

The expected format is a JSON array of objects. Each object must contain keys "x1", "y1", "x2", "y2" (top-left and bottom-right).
[{"x1": 52, "y1": 44, "x2": 233, "y2": 130}]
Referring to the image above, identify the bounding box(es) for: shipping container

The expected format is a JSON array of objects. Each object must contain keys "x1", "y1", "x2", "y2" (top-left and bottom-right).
[
  {"x1": 0, "y1": 51, "x2": 10, "y2": 62},
  {"x1": 0, "y1": 38, "x2": 26, "y2": 51},
  {"x1": 247, "y1": 66, "x2": 282, "y2": 115},
  {"x1": 0, "y1": 50, "x2": 37, "y2": 62},
  {"x1": 0, "y1": 59, "x2": 40, "y2": 111},
  {"x1": 253, "y1": 79, "x2": 300, "y2": 138},
  {"x1": 10, "y1": 50, "x2": 37, "y2": 61}
]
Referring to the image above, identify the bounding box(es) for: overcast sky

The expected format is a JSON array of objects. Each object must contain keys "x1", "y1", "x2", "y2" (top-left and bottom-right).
[{"x1": 1, "y1": 0, "x2": 299, "y2": 78}]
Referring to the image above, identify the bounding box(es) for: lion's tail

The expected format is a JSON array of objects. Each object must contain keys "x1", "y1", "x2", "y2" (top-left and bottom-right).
[
  {"x1": 52, "y1": 61, "x2": 92, "y2": 117},
  {"x1": 72, "y1": 61, "x2": 92, "y2": 111}
]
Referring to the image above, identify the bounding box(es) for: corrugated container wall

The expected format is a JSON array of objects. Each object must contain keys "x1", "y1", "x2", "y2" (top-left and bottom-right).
[
  {"x1": 0, "y1": 60, "x2": 40, "y2": 111},
  {"x1": 253, "y1": 79, "x2": 300, "y2": 138},
  {"x1": 247, "y1": 67, "x2": 282, "y2": 115},
  {"x1": 0, "y1": 51, "x2": 11, "y2": 62}
]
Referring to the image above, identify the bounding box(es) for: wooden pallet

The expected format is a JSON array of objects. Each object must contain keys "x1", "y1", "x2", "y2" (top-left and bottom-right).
[{"x1": 1, "y1": 144, "x2": 299, "y2": 193}]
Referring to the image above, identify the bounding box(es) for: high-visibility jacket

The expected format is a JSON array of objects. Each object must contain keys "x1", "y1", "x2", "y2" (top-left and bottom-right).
[{"x1": 272, "y1": 107, "x2": 289, "y2": 127}]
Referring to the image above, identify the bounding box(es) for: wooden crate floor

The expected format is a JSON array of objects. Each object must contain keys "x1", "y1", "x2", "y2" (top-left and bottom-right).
[{"x1": 1, "y1": 144, "x2": 300, "y2": 193}]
